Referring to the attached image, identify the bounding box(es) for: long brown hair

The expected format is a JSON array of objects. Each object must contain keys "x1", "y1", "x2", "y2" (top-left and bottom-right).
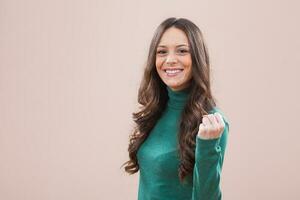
[{"x1": 121, "y1": 17, "x2": 217, "y2": 183}]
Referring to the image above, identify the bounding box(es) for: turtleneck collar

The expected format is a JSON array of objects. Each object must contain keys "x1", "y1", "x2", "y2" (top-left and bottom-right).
[{"x1": 166, "y1": 86, "x2": 190, "y2": 110}]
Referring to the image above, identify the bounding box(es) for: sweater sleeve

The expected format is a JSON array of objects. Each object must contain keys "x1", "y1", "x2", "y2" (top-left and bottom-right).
[{"x1": 191, "y1": 114, "x2": 229, "y2": 200}]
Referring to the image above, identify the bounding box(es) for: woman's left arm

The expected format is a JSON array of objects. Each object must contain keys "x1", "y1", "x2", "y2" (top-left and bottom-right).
[{"x1": 191, "y1": 112, "x2": 229, "y2": 200}]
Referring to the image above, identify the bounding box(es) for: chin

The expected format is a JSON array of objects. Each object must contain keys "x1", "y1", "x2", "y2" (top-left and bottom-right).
[{"x1": 166, "y1": 83, "x2": 183, "y2": 90}]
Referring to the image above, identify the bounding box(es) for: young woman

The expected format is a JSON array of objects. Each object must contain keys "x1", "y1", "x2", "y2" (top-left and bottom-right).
[{"x1": 122, "y1": 17, "x2": 230, "y2": 200}]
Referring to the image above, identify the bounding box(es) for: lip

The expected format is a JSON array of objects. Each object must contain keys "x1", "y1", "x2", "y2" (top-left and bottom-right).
[
  {"x1": 163, "y1": 68, "x2": 183, "y2": 77},
  {"x1": 162, "y1": 68, "x2": 184, "y2": 71}
]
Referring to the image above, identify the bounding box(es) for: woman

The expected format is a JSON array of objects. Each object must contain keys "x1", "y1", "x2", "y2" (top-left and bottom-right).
[{"x1": 122, "y1": 17, "x2": 230, "y2": 200}]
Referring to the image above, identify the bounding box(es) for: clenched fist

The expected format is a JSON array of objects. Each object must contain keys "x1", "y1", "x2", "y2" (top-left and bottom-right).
[{"x1": 197, "y1": 112, "x2": 225, "y2": 140}]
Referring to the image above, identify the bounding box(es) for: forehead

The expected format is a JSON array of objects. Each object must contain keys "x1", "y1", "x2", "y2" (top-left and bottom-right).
[{"x1": 158, "y1": 27, "x2": 189, "y2": 47}]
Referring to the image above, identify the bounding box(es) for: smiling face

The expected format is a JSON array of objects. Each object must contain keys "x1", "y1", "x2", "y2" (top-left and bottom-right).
[{"x1": 155, "y1": 27, "x2": 193, "y2": 91}]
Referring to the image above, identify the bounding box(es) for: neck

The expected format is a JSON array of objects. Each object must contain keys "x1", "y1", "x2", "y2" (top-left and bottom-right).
[{"x1": 166, "y1": 86, "x2": 190, "y2": 110}]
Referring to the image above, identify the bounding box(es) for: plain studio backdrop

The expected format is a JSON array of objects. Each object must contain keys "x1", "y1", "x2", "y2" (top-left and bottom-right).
[{"x1": 1, "y1": 0, "x2": 299, "y2": 199}]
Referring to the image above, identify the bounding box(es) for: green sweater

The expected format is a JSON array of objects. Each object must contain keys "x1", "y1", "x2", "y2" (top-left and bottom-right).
[{"x1": 136, "y1": 86, "x2": 229, "y2": 200}]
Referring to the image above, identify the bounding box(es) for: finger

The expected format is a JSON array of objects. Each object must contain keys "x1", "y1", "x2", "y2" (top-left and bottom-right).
[
  {"x1": 198, "y1": 123, "x2": 207, "y2": 138},
  {"x1": 199, "y1": 123, "x2": 206, "y2": 133},
  {"x1": 207, "y1": 114, "x2": 217, "y2": 126},
  {"x1": 213, "y1": 113, "x2": 220, "y2": 124},
  {"x1": 203, "y1": 115, "x2": 214, "y2": 132},
  {"x1": 206, "y1": 114, "x2": 220, "y2": 132},
  {"x1": 206, "y1": 114, "x2": 211, "y2": 124},
  {"x1": 202, "y1": 115, "x2": 211, "y2": 127},
  {"x1": 214, "y1": 112, "x2": 225, "y2": 127},
  {"x1": 214, "y1": 113, "x2": 225, "y2": 135},
  {"x1": 207, "y1": 114, "x2": 220, "y2": 131}
]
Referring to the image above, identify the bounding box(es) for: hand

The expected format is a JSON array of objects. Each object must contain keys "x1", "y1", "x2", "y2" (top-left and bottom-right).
[{"x1": 197, "y1": 112, "x2": 225, "y2": 140}]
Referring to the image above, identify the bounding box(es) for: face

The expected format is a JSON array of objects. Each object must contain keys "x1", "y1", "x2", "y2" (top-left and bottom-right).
[{"x1": 155, "y1": 27, "x2": 192, "y2": 91}]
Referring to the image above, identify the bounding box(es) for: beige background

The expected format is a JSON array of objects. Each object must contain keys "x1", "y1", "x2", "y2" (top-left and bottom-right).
[{"x1": 1, "y1": 0, "x2": 300, "y2": 199}]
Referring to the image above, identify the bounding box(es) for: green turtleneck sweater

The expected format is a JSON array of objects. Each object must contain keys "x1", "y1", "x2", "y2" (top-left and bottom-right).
[{"x1": 136, "y1": 86, "x2": 229, "y2": 200}]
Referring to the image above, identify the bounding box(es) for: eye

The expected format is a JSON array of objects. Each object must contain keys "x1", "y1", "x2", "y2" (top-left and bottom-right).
[
  {"x1": 178, "y1": 49, "x2": 189, "y2": 54},
  {"x1": 156, "y1": 50, "x2": 167, "y2": 55}
]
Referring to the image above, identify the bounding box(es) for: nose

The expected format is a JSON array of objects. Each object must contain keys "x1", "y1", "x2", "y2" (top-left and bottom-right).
[{"x1": 166, "y1": 53, "x2": 178, "y2": 65}]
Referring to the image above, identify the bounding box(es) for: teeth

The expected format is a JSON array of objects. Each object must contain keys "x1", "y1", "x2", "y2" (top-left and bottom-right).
[{"x1": 165, "y1": 69, "x2": 181, "y2": 74}]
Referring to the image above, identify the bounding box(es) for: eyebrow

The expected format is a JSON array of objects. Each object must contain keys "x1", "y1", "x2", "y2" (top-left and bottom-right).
[{"x1": 157, "y1": 44, "x2": 189, "y2": 48}]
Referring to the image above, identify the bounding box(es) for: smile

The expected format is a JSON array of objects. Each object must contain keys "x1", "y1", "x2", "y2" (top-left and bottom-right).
[{"x1": 164, "y1": 69, "x2": 183, "y2": 77}]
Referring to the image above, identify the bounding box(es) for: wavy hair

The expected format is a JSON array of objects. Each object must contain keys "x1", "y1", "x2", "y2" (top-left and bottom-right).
[{"x1": 121, "y1": 17, "x2": 217, "y2": 183}]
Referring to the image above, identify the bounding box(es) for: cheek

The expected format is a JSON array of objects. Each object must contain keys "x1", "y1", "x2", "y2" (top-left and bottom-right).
[
  {"x1": 155, "y1": 57, "x2": 163, "y2": 69},
  {"x1": 182, "y1": 56, "x2": 192, "y2": 78},
  {"x1": 182, "y1": 55, "x2": 192, "y2": 67},
  {"x1": 180, "y1": 56, "x2": 192, "y2": 72}
]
